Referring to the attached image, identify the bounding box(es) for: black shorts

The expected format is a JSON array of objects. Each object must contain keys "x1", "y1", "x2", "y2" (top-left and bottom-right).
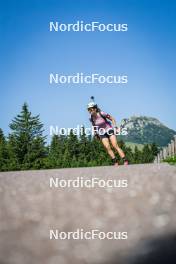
[{"x1": 99, "y1": 129, "x2": 115, "y2": 139}]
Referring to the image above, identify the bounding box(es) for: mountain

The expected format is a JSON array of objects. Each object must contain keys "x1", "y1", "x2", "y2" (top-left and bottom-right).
[{"x1": 119, "y1": 116, "x2": 176, "y2": 147}]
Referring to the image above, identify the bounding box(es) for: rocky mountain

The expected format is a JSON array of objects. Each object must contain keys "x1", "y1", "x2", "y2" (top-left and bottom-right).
[{"x1": 119, "y1": 116, "x2": 176, "y2": 147}]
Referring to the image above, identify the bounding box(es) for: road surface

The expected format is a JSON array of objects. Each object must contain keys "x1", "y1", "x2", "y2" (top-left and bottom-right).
[{"x1": 0, "y1": 163, "x2": 176, "y2": 264}]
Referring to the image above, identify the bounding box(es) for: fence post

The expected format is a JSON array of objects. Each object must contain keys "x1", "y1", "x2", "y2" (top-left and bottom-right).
[
  {"x1": 157, "y1": 153, "x2": 160, "y2": 163},
  {"x1": 163, "y1": 147, "x2": 167, "y2": 160},
  {"x1": 168, "y1": 143, "x2": 172, "y2": 158},
  {"x1": 174, "y1": 135, "x2": 176, "y2": 156},
  {"x1": 154, "y1": 135, "x2": 176, "y2": 163},
  {"x1": 160, "y1": 150, "x2": 164, "y2": 161},
  {"x1": 154, "y1": 157, "x2": 157, "y2": 163},
  {"x1": 171, "y1": 140, "x2": 175, "y2": 157}
]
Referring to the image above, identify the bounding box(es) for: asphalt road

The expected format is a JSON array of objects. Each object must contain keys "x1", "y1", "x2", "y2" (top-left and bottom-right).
[{"x1": 0, "y1": 163, "x2": 176, "y2": 264}]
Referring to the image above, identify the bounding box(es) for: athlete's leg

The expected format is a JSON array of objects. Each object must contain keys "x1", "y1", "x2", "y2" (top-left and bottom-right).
[
  {"x1": 101, "y1": 138, "x2": 115, "y2": 159},
  {"x1": 109, "y1": 135, "x2": 125, "y2": 159}
]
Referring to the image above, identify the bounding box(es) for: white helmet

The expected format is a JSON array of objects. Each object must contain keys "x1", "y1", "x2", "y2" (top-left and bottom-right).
[{"x1": 87, "y1": 101, "x2": 97, "y2": 109}]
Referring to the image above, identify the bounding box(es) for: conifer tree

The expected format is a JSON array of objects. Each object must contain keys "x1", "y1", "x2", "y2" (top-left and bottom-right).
[
  {"x1": 0, "y1": 128, "x2": 8, "y2": 171},
  {"x1": 151, "y1": 143, "x2": 159, "y2": 157},
  {"x1": 48, "y1": 134, "x2": 66, "y2": 168},
  {"x1": 141, "y1": 144, "x2": 154, "y2": 163},
  {"x1": 9, "y1": 103, "x2": 46, "y2": 169},
  {"x1": 133, "y1": 146, "x2": 142, "y2": 164},
  {"x1": 78, "y1": 126, "x2": 91, "y2": 166}
]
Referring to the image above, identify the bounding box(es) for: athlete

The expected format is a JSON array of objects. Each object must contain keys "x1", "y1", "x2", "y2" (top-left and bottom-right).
[{"x1": 87, "y1": 98, "x2": 128, "y2": 166}]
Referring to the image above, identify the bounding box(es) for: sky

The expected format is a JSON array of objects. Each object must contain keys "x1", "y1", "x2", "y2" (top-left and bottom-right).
[{"x1": 1, "y1": 0, "x2": 176, "y2": 141}]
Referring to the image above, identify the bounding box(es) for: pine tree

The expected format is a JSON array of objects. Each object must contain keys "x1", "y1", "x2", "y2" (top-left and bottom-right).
[
  {"x1": 141, "y1": 144, "x2": 154, "y2": 163},
  {"x1": 123, "y1": 146, "x2": 133, "y2": 164},
  {"x1": 77, "y1": 126, "x2": 91, "y2": 167},
  {"x1": 49, "y1": 135, "x2": 60, "y2": 167},
  {"x1": 48, "y1": 134, "x2": 66, "y2": 168},
  {"x1": 151, "y1": 143, "x2": 159, "y2": 157},
  {"x1": 9, "y1": 103, "x2": 46, "y2": 169},
  {"x1": 90, "y1": 136, "x2": 110, "y2": 166},
  {"x1": 0, "y1": 128, "x2": 8, "y2": 171},
  {"x1": 133, "y1": 146, "x2": 142, "y2": 164},
  {"x1": 6, "y1": 134, "x2": 20, "y2": 170}
]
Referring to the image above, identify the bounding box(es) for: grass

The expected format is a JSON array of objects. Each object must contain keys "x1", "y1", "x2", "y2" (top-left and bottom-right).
[{"x1": 163, "y1": 156, "x2": 176, "y2": 165}]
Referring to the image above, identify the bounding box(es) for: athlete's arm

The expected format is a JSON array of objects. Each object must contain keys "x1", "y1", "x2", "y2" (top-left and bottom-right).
[{"x1": 106, "y1": 114, "x2": 118, "y2": 128}]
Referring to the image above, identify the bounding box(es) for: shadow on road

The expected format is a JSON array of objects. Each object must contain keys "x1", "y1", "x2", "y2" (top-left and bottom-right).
[{"x1": 100, "y1": 233, "x2": 176, "y2": 264}]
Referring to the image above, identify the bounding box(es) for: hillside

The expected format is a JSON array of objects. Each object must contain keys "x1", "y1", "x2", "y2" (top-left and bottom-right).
[
  {"x1": 0, "y1": 164, "x2": 176, "y2": 264},
  {"x1": 124, "y1": 141, "x2": 144, "y2": 151},
  {"x1": 120, "y1": 116, "x2": 176, "y2": 147}
]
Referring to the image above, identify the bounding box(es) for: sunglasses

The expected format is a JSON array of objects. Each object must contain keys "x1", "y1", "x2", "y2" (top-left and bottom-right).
[{"x1": 88, "y1": 108, "x2": 94, "y2": 112}]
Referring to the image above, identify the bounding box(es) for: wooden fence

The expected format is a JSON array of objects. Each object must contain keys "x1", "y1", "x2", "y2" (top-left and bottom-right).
[{"x1": 154, "y1": 135, "x2": 176, "y2": 163}]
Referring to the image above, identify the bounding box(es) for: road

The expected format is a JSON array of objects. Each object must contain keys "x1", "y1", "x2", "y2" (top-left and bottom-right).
[{"x1": 0, "y1": 164, "x2": 176, "y2": 264}]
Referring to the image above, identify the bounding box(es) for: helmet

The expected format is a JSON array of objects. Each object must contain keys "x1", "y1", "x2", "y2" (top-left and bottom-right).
[{"x1": 87, "y1": 102, "x2": 97, "y2": 109}]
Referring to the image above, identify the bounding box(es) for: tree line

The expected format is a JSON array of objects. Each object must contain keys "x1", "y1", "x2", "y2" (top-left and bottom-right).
[{"x1": 0, "y1": 103, "x2": 159, "y2": 171}]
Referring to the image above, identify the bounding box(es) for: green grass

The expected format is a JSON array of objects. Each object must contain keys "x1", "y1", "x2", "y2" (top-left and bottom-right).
[{"x1": 163, "y1": 156, "x2": 176, "y2": 165}]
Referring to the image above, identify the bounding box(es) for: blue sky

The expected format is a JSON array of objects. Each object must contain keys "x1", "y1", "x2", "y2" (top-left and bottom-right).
[{"x1": 1, "y1": 0, "x2": 176, "y2": 141}]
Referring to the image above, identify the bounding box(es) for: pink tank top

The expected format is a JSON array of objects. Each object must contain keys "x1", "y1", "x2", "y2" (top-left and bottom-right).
[{"x1": 90, "y1": 111, "x2": 112, "y2": 132}]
